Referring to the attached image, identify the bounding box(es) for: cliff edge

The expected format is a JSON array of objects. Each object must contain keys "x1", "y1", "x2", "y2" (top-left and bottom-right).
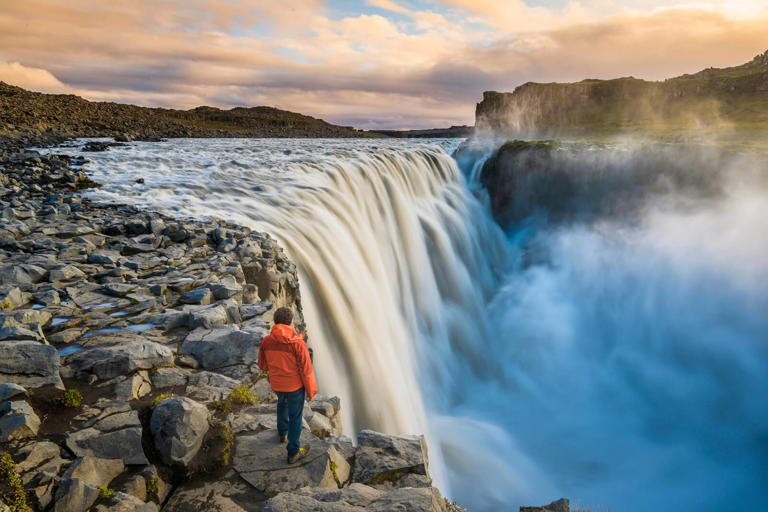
[{"x1": 475, "y1": 50, "x2": 768, "y2": 140}]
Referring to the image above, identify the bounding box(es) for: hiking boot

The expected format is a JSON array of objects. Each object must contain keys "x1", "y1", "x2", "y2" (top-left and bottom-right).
[
  {"x1": 279, "y1": 433, "x2": 287, "y2": 444},
  {"x1": 287, "y1": 446, "x2": 311, "y2": 464}
]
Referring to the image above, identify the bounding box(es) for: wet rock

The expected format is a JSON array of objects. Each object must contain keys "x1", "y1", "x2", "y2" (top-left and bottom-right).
[
  {"x1": 0, "y1": 340, "x2": 63, "y2": 389},
  {"x1": 164, "y1": 224, "x2": 189, "y2": 243},
  {"x1": 352, "y1": 430, "x2": 430, "y2": 487},
  {"x1": 48, "y1": 327, "x2": 86, "y2": 344},
  {"x1": 234, "y1": 428, "x2": 350, "y2": 494},
  {"x1": 66, "y1": 410, "x2": 148, "y2": 465},
  {"x1": 0, "y1": 400, "x2": 41, "y2": 441},
  {"x1": 150, "y1": 397, "x2": 209, "y2": 467},
  {"x1": 65, "y1": 339, "x2": 173, "y2": 381}
]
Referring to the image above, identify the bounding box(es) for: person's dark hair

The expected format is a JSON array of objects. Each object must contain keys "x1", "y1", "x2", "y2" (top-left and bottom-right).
[{"x1": 274, "y1": 307, "x2": 294, "y2": 326}]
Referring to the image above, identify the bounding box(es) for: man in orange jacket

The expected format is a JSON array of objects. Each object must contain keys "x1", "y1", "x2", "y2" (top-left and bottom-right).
[{"x1": 257, "y1": 306, "x2": 318, "y2": 464}]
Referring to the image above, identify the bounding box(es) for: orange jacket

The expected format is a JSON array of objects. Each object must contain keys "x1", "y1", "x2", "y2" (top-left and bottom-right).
[{"x1": 257, "y1": 324, "x2": 317, "y2": 399}]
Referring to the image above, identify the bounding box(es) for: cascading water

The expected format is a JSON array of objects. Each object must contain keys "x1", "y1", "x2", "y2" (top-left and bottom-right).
[{"x1": 45, "y1": 138, "x2": 768, "y2": 512}]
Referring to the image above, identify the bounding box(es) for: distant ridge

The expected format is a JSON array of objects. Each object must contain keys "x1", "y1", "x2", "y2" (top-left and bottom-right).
[
  {"x1": 475, "y1": 50, "x2": 768, "y2": 140},
  {"x1": 0, "y1": 82, "x2": 378, "y2": 139},
  {"x1": 370, "y1": 125, "x2": 473, "y2": 138}
]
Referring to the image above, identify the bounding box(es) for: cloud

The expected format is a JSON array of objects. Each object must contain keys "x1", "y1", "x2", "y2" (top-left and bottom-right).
[
  {"x1": 0, "y1": 61, "x2": 71, "y2": 93},
  {"x1": 0, "y1": 1, "x2": 767, "y2": 129}
]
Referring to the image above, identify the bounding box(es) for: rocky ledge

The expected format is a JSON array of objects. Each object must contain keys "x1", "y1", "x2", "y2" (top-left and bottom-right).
[{"x1": 0, "y1": 138, "x2": 457, "y2": 512}]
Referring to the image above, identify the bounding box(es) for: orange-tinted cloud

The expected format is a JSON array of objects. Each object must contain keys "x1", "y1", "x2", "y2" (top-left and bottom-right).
[{"x1": 0, "y1": 1, "x2": 767, "y2": 129}]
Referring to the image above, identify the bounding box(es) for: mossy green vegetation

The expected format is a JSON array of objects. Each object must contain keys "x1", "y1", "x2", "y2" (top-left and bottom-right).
[
  {"x1": 213, "y1": 385, "x2": 259, "y2": 415},
  {"x1": 56, "y1": 389, "x2": 82, "y2": 408},
  {"x1": 151, "y1": 393, "x2": 174, "y2": 409},
  {"x1": 97, "y1": 486, "x2": 114, "y2": 499},
  {"x1": 146, "y1": 476, "x2": 159, "y2": 496},
  {"x1": 443, "y1": 498, "x2": 468, "y2": 512},
  {"x1": 366, "y1": 469, "x2": 407, "y2": 486},
  {"x1": 0, "y1": 452, "x2": 30, "y2": 512}
]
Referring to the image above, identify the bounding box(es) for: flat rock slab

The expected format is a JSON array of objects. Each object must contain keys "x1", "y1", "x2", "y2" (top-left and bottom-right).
[
  {"x1": 234, "y1": 428, "x2": 349, "y2": 495},
  {"x1": 180, "y1": 325, "x2": 264, "y2": 374},
  {"x1": 65, "y1": 339, "x2": 173, "y2": 381},
  {"x1": 66, "y1": 410, "x2": 148, "y2": 465},
  {"x1": 0, "y1": 340, "x2": 63, "y2": 389},
  {"x1": 185, "y1": 371, "x2": 238, "y2": 403},
  {"x1": 353, "y1": 429, "x2": 429, "y2": 485}
]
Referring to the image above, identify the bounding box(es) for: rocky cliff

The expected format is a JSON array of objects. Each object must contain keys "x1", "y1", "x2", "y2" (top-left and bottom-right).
[
  {"x1": 475, "y1": 50, "x2": 768, "y2": 139},
  {"x1": 0, "y1": 83, "x2": 376, "y2": 140}
]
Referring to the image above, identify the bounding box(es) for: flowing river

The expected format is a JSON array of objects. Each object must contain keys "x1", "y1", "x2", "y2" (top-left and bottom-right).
[{"x1": 45, "y1": 138, "x2": 768, "y2": 512}]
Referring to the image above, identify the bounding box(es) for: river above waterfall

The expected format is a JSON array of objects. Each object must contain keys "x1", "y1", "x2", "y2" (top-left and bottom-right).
[{"x1": 44, "y1": 138, "x2": 768, "y2": 512}]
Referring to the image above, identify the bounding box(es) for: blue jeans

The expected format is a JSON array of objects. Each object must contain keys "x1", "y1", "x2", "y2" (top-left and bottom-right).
[{"x1": 276, "y1": 387, "x2": 304, "y2": 457}]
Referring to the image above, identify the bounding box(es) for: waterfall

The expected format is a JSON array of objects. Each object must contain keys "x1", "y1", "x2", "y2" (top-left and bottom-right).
[
  {"x1": 54, "y1": 138, "x2": 510, "y2": 497},
  {"x1": 47, "y1": 138, "x2": 768, "y2": 512}
]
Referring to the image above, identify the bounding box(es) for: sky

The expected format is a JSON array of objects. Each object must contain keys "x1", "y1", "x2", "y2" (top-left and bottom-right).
[{"x1": 1, "y1": 0, "x2": 767, "y2": 129}]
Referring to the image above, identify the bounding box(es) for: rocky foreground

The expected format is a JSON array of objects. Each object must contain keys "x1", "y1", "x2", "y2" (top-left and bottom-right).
[{"x1": 0, "y1": 138, "x2": 457, "y2": 512}]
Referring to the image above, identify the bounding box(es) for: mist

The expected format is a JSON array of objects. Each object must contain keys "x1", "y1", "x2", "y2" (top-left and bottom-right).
[{"x1": 437, "y1": 141, "x2": 768, "y2": 511}]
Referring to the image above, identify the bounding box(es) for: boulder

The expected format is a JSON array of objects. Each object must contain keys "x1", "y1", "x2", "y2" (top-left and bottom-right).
[
  {"x1": 0, "y1": 400, "x2": 40, "y2": 441},
  {"x1": 352, "y1": 430, "x2": 430, "y2": 487},
  {"x1": 66, "y1": 410, "x2": 148, "y2": 465},
  {"x1": 0, "y1": 340, "x2": 63, "y2": 389},
  {"x1": 233, "y1": 428, "x2": 350, "y2": 494},
  {"x1": 65, "y1": 340, "x2": 173, "y2": 381},
  {"x1": 150, "y1": 397, "x2": 209, "y2": 467}
]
